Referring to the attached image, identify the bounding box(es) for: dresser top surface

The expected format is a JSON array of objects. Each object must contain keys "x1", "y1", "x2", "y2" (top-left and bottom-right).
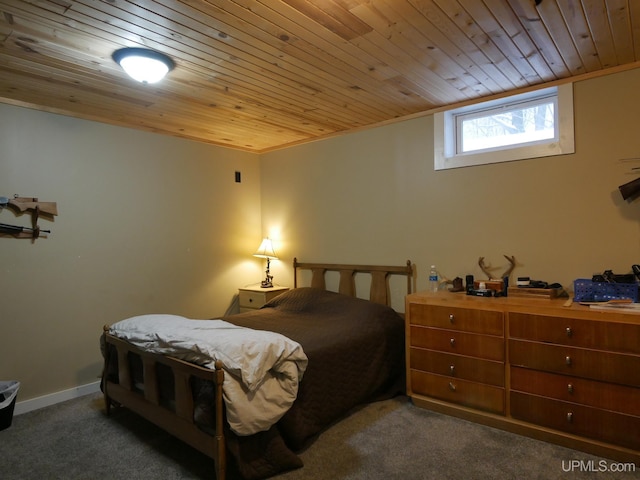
[{"x1": 407, "y1": 291, "x2": 640, "y2": 325}]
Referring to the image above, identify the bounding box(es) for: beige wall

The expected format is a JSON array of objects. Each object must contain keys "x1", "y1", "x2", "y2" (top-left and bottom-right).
[
  {"x1": 0, "y1": 104, "x2": 262, "y2": 400},
  {"x1": 4, "y1": 67, "x2": 640, "y2": 404},
  {"x1": 261, "y1": 68, "x2": 640, "y2": 308}
]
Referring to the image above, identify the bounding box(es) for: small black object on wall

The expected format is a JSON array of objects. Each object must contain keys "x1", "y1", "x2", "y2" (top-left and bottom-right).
[{"x1": 619, "y1": 177, "x2": 640, "y2": 201}]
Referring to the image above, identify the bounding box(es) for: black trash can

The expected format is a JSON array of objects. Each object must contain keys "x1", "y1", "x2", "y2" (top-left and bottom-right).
[{"x1": 0, "y1": 381, "x2": 20, "y2": 430}]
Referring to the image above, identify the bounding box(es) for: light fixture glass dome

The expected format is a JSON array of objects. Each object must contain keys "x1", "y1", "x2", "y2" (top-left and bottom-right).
[{"x1": 112, "y1": 48, "x2": 175, "y2": 84}]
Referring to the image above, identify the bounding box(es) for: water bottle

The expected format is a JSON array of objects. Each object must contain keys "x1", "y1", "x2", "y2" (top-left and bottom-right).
[{"x1": 429, "y1": 265, "x2": 439, "y2": 292}]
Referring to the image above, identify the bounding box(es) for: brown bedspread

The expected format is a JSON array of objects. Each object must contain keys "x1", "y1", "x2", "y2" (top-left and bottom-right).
[
  {"x1": 221, "y1": 287, "x2": 405, "y2": 479},
  {"x1": 103, "y1": 287, "x2": 405, "y2": 479}
]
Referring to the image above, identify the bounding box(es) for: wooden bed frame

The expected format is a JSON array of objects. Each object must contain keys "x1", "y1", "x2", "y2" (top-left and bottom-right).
[
  {"x1": 102, "y1": 259, "x2": 414, "y2": 480},
  {"x1": 293, "y1": 258, "x2": 414, "y2": 308}
]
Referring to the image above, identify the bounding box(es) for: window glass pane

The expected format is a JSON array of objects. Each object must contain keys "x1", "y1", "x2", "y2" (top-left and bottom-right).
[
  {"x1": 434, "y1": 84, "x2": 574, "y2": 170},
  {"x1": 457, "y1": 99, "x2": 556, "y2": 154}
]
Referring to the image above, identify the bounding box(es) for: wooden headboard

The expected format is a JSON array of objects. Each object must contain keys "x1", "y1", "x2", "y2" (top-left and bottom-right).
[{"x1": 293, "y1": 258, "x2": 414, "y2": 307}]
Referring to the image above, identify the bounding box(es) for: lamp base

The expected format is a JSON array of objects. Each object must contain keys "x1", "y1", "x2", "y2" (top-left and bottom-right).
[
  {"x1": 260, "y1": 273, "x2": 273, "y2": 288},
  {"x1": 260, "y1": 258, "x2": 273, "y2": 287}
]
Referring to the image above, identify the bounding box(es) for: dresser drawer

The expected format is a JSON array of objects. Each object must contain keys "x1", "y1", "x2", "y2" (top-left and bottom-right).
[
  {"x1": 510, "y1": 367, "x2": 640, "y2": 416},
  {"x1": 411, "y1": 326, "x2": 504, "y2": 361},
  {"x1": 411, "y1": 347, "x2": 504, "y2": 386},
  {"x1": 509, "y1": 339, "x2": 640, "y2": 386},
  {"x1": 409, "y1": 303, "x2": 503, "y2": 335},
  {"x1": 509, "y1": 312, "x2": 640, "y2": 353},
  {"x1": 411, "y1": 370, "x2": 505, "y2": 414},
  {"x1": 511, "y1": 391, "x2": 640, "y2": 451}
]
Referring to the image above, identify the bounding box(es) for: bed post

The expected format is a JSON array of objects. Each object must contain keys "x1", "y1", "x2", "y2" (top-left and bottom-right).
[
  {"x1": 102, "y1": 325, "x2": 112, "y2": 416},
  {"x1": 214, "y1": 360, "x2": 226, "y2": 480}
]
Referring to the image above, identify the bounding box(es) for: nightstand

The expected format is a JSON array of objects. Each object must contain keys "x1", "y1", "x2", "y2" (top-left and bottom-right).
[{"x1": 238, "y1": 285, "x2": 289, "y2": 312}]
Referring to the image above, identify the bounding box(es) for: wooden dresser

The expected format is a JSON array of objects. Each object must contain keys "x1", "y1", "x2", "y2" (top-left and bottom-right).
[{"x1": 406, "y1": 291, "x2": 640, "y2": 465}]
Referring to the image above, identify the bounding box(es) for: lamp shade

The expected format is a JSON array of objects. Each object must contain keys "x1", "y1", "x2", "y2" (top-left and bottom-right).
[
  {"x1": 112, "y1": 48, "x2": 175, "y2": 84},
  {"x1": 253, "y1": 238, "x2": 277, "y2": 259}
]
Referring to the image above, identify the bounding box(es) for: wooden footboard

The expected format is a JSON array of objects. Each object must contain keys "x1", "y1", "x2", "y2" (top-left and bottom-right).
[{"x1": 102, "y1": 327, "x2": 226, "y2": 480}]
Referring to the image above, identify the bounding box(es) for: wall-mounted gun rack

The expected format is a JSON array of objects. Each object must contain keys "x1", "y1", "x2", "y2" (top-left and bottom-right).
[{"x1": 0, "y1": 195, "x2": 58, "y2": 239}]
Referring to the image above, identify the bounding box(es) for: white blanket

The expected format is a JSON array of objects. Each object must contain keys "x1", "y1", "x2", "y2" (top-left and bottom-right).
[{"x1": 109, "y1": 314, "x2": 308, "y2": 436}]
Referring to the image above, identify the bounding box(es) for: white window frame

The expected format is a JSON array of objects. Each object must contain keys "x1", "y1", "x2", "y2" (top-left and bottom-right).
[{"x1": 434, "y1": 83, "x2": 574, "y2": 170}]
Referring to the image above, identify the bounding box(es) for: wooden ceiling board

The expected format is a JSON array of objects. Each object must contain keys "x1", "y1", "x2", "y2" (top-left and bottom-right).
[{"x1": 1, "y1": 0, "x2": 639, "y2": 153}]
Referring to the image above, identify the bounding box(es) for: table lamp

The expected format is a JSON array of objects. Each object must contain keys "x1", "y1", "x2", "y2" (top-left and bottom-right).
[{"x1": 253, "y1": 238, "x2": 278, "y2": 288}]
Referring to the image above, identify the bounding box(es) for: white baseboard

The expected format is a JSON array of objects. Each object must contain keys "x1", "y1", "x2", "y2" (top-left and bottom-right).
[{"x1": 14, "y1": 381, "x2": 101, "y2": 415}]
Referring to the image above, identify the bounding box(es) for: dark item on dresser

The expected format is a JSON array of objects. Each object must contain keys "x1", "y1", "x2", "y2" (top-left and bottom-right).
[
  {"x1": 101, "y1": 259, "x2": 413, "y2": 480},
  {"x1": 593, "y1": 270, "x2": 636, "y2": 284}
]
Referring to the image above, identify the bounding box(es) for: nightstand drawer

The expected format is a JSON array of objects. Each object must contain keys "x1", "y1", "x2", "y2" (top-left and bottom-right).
[
  {"x1": 238, "y1": 286, "x2": 289, "y2": 311},
  {"x1": 239, "y1": 290, "x2": 269, "y2": 308}
]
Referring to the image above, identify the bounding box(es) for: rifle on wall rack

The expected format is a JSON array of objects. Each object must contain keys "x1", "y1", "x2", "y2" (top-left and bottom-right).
[
  {"x1": 0, "y1": 195, "x2": 58, "y2": 240},
  {"x1": 0, "y1": 223, "x2": 50, "y2": 238},
  {"x1": 0, "y1": 196, "x2": 58, "y2": 216}
]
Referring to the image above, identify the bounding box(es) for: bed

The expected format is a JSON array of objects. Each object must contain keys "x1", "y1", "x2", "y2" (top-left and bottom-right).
[{"x1": 101, "y1": 258, "x2": 414, "y2": 479}]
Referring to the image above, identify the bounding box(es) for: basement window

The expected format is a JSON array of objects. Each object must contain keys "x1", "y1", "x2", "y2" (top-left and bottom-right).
[{"x1": 434, "y1": 84, "x2": 574, "y2": 170}]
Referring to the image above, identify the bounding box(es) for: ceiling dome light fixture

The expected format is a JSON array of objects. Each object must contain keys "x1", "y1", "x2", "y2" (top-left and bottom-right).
[{"x1": 112, "y1": 47, "x2": 175, "y2": 84}]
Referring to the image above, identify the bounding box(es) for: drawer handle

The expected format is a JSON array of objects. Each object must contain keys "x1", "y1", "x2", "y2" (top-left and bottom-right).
[
  {"x1": 449, "y1": 314, "x2": 455, "y2": 324},
  {"x1": 448, "y1": 382, "x2": 456, "y2": 392},
  {"x1": 450, "y1": 338, "x2": 456, "y2": 347},
  {"x1": 566, "y1": 412, "x2": 573, "y2": 423},
  {"x1": 566, "y1": 327, "x2": 572, "y2": 338},
  {"x1": 565, "y1": 356, "x2": 572, "y2": 366},
  {"x1": 249, "y1": 298, "x2": 253, "y2": 303},
  {"x1": 567, "y1": 383, "x2": 574, "y2": 394},
  {"x1": 449, "y1": 364, "x2": 455, "y2": 375}
]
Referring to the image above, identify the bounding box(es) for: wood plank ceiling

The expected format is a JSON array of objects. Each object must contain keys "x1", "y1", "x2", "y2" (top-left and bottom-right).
[{"x1": 1, "y1": 0, "x2": 639, "y2": 153}]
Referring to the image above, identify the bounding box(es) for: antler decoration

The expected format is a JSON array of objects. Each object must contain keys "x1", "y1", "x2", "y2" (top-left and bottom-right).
[
  {"x1": 479, "y1": 255, "x2": 517, "y2": 280},
  {"x1": 502, "y1": 255, "x2": 516, "y2": 280},
  {"x1": 478, "y1": 257, "x2": 495, "y2": 280}
]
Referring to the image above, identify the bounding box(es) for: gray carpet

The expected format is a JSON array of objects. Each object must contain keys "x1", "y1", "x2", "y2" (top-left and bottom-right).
[{"x1": 0, "y1": 393, "x2": 636, "y2": 479}]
